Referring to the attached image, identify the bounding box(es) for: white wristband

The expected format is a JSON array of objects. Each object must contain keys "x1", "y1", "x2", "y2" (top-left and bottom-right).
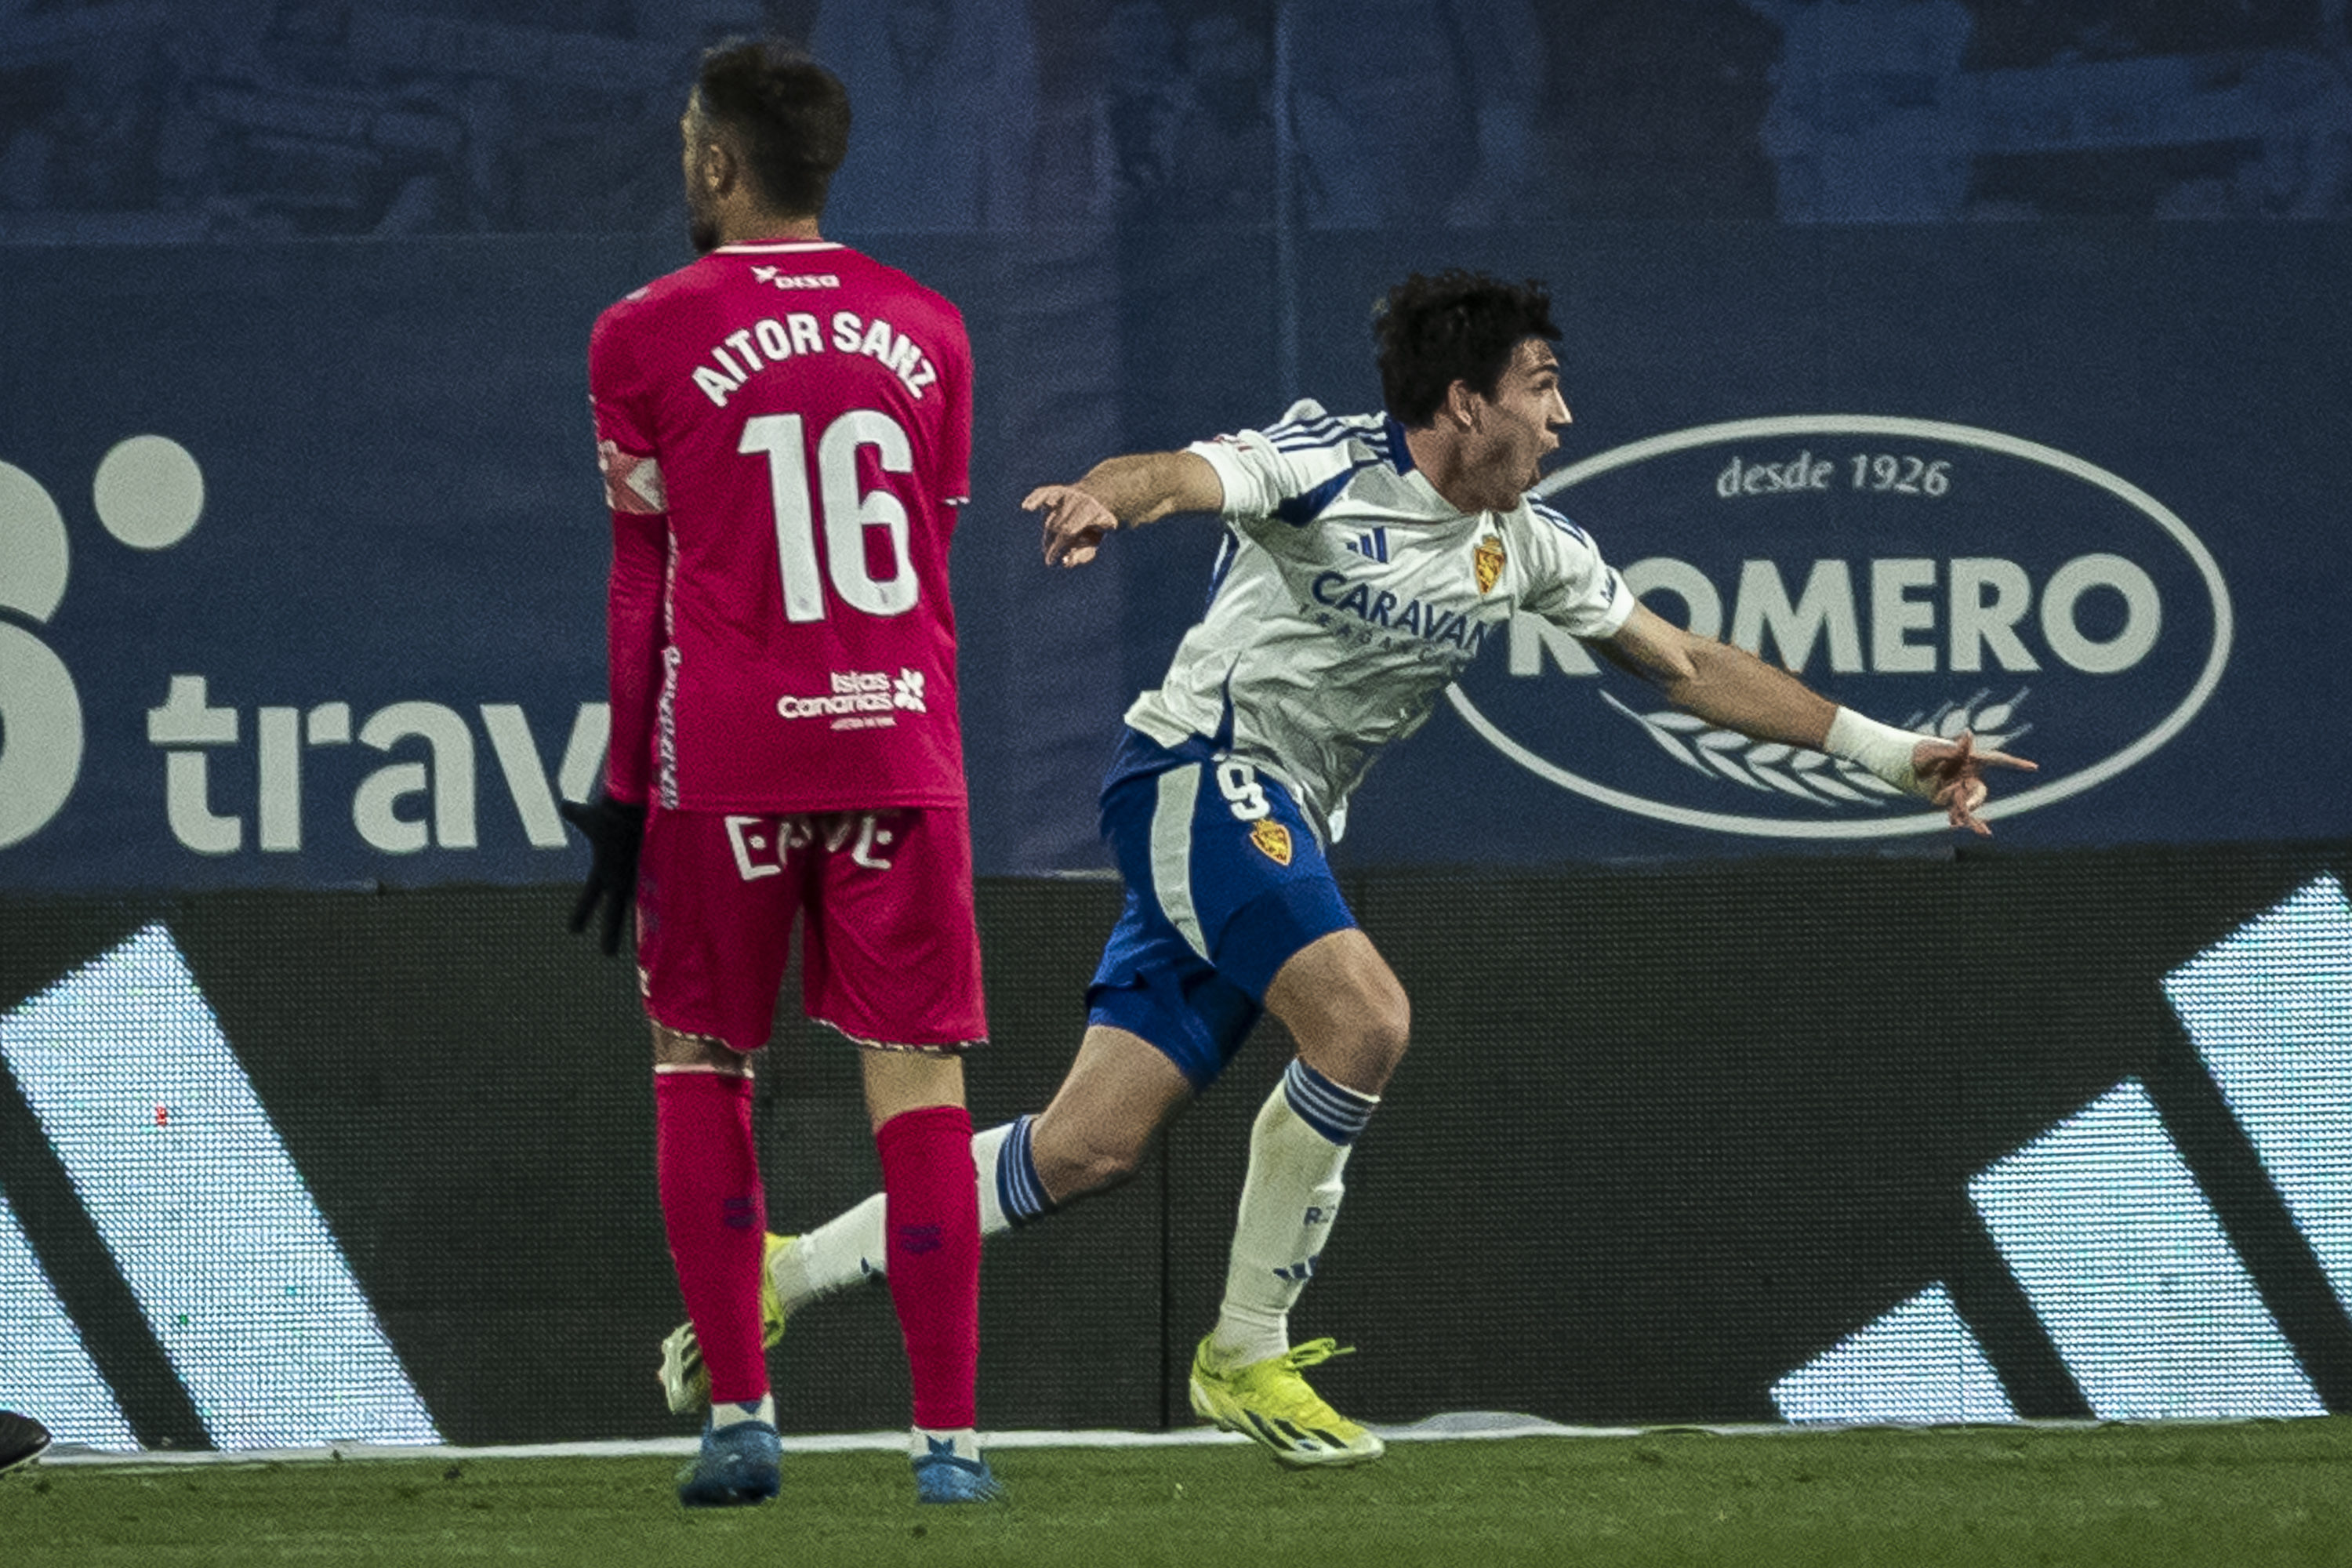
[{"x1": 1824, "y1": 707, "x2": 1927, "y2": 797}]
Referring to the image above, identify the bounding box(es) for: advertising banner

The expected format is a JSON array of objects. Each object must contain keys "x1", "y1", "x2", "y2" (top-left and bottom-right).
[
  {"x1": 5, "y1": 847, "x2": 2348, "y2": 1444},
  {"x1": 1297, "y1": 226, "x2": 2350, "y2": 865},
  {"x1": 2, "y1": 224, "x2": 2345, "y2": 888}
]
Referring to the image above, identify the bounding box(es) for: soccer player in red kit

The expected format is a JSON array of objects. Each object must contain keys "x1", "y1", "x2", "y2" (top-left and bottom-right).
[{"x1": 565, "y1": 38, "x2": 998, "y2": 1508}]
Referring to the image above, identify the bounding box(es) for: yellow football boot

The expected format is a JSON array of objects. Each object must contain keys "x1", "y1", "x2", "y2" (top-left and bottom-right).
[{"x1": 1188, "y1": 1335, "x2": 1386, "y2": 1468}]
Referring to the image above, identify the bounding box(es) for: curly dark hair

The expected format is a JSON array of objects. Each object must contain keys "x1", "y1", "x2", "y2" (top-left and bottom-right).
[
  {"x1": 1374, "y1": 270, "x2": 1560, "y2": 426},
  {"x1": 692, "y1": 39, "x2": 851, "y2": 218}
]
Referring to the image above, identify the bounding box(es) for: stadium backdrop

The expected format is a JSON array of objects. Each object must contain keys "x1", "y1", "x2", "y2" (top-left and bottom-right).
[{"x1": 3, "y1": 215, "x2": 2350, "y2": 1448}]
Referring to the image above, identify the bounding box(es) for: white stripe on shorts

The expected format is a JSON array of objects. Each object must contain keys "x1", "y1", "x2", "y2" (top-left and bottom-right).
[{"x1": 1150, "y1": 765, "x2": 1211, "y2": 961}]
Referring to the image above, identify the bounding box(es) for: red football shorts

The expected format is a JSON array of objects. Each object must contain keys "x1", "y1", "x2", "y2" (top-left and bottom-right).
[{"x1": 634, "y1": 802, "x2": 988, "y2": 1054}]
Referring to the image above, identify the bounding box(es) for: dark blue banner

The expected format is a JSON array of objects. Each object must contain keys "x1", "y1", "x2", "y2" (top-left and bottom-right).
[
  {"x1": 1, "y1": 224, "x2": 2345, "y2": 888},
  {"x1": 1291, "y1": 226, "x2": 2352, "y2": 867}
]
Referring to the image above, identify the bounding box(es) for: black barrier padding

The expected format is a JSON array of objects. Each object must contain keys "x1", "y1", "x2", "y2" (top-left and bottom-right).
[
  {"x1": 4, "y1": 841, "x2": 2349, "y2": 1444},
  {"x1": 1314, "y1": 844, "x2": 2352, "y2": 1424}
]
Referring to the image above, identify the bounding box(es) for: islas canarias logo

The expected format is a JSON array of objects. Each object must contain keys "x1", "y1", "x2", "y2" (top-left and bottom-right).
[{"x1": 1450, "y1": 416, "x2": 2232, "y2": 838}]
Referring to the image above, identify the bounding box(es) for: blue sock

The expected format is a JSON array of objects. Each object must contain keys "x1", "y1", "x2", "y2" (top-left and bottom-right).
[{"x1": 993, "y1": 1114, "x2": 1058, "y2": 1226}]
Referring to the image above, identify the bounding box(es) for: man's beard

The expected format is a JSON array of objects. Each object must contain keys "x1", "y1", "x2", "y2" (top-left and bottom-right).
[{"x1": 688, "y1": 206, "x2": 720, "y2": 255}]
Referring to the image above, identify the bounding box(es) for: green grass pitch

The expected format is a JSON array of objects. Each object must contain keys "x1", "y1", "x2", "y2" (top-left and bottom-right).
[{"x1": 7, "y1": 1421, "x2": 2352, "y2": 1568}]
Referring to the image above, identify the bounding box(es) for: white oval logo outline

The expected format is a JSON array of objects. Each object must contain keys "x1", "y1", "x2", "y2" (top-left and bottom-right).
[{"x1": 1446, "y1": 415, "x2": 2234, "y2": 839}]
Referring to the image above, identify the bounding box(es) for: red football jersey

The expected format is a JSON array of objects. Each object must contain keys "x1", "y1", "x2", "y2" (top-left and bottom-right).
[{"x1": 589, "y1": 239, "x2": 975, "y2": 813}]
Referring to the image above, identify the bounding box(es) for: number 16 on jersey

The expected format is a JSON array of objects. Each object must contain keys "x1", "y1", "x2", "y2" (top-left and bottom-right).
[{"x1": 739, "y1": 409, "x2": 920, "y2": 622}]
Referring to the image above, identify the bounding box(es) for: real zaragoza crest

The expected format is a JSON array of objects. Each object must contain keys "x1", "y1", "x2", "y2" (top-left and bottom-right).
[
  {"x1": 1474, "y1": 535, "x2": 1506, "y2": 594},
  {"x1": 1249, "y1": 819, "x2": 1293, "y2": 866}
]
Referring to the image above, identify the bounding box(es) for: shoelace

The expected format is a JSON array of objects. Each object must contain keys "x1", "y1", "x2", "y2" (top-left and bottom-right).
[{"x1": 1277, "y1": 1338, "x2": 1356, "y2": 1372}]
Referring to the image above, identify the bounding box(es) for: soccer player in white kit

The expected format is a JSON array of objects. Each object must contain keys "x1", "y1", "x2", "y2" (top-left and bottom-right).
[
  {"x1": 655, "y1": 269, "x2": 2034, "y2": 1466},
  {"x1": 570, "y1": 40, "x2": 1000, "y2": 1506}
]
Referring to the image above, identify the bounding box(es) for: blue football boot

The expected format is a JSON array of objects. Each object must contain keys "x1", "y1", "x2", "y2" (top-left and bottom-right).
[{"x1": 677, "y1": 1414, "x2": 782, "y2": 1508}]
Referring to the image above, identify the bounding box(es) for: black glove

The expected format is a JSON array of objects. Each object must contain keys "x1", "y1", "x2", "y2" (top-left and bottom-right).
[{"x1": 560, "y1": 795, "x2": 648, "y2": 956}]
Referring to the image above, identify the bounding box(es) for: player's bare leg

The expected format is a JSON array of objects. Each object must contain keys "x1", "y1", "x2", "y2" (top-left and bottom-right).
[
  {"x1": 1189, "y1": 928, "x2": 1403, "y2": 1467},
  {"x1": 1266, "y1": 927, "x2": 1411, "y2": 1094},
  {"x1": 860, "y1": 1046, "x2": 1000, "y2": 1503},
  {"x1": 1026, "y1": 1025, "x2": 1195, "y2": 1202}
]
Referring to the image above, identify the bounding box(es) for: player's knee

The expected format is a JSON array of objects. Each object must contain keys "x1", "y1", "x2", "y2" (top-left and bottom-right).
[
  {"x1": 1284, "y1": 970, "x2": 1410, "y2": 1094},
  {"x1": 1349, "y1": 984, "x2": 1411, "y2": 1076},
  {"x1": 1330, "y1": 958, "x2": 1410, "y2": 1057}
]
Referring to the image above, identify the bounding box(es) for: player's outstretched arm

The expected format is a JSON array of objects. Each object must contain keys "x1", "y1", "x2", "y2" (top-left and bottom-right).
[
  {"x1": 1025, "y1": 450, "x2": 1224, "y2": 568},
  {"x1": 1597, "y1": 604, "x2": 2037, "y2": 835}
]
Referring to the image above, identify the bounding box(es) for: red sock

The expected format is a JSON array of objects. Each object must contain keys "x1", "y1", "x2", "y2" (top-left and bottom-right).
[
  {"x1": 654, "y1": 1072, "x2": 768, "y2": 1410},
  {"x1": 875, "y1": 1103, "x2": 980, "y2": 1432}
]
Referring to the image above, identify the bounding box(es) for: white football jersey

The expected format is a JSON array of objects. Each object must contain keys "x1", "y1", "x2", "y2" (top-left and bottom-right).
[{"x1": 1123, "y1": 401, "x2": 1637, "y2": 841}]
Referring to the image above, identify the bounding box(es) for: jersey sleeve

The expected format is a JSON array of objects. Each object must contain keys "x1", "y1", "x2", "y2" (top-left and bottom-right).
[
  {"x1": 587, "y1": 303, "x2": 668, "y2": 807},
  {"x1": 1520, "y1": 500, "x2": 1638, "y2": 640},
  {"x1": 1185, "y1": 401, "x2": 1368, "y2": 528}
]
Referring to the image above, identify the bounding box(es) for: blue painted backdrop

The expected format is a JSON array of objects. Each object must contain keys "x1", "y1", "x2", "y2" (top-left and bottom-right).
[{"x1": 2, "y1": 2, "x2": 2347, "y2": 888}]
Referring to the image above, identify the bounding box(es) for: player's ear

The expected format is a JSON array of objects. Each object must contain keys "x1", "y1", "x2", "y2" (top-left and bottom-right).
[
  {"x1": 1445, "y1": 379, "x2": 1483, "y2": 431},
  {"x1": 695, "y1": 133, "x2": 738, "y2": 200}
]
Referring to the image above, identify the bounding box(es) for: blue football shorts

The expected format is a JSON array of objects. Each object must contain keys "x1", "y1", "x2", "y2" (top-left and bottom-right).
[{"x1": 1085, "y1": 729, "x2": 1359, "y2": 1090}]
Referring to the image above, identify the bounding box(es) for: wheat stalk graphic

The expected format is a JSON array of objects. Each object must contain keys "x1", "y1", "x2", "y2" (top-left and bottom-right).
[{"x1": 1602, "y1": 687, "x2": 2034, "y2": 808}]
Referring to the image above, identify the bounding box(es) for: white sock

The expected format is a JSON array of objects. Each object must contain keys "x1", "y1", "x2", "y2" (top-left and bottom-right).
[
  {"x1": 1207, "y1": 1061, "x2": 1377, "y2": 1369},
  {"x1": 772, "y1": 1122, "x2": 1022, "y2": 1312},
  {"x1": 771, "y1": 1191, "x2": 887, "y2": 1312},
  {"x1": 711, "y1": 1393, "x2": 775, "y2": 1428},
  {"x1": 909, "y1": 1426, "x2": 982, "y2": 1461}
]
